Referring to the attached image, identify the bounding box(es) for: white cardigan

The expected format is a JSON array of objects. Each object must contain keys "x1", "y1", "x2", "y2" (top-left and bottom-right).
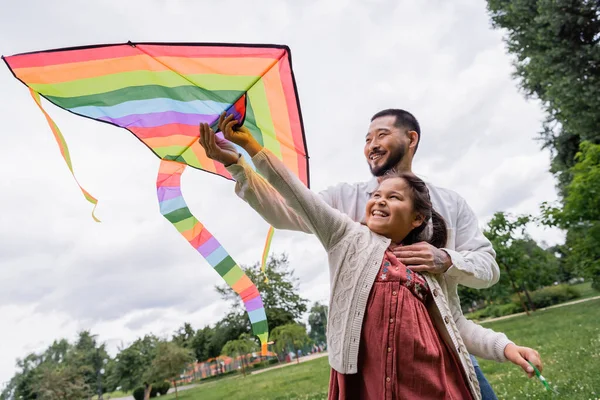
[{"x1": 230, "y1": 149, "x2": 510, "y2": 399}]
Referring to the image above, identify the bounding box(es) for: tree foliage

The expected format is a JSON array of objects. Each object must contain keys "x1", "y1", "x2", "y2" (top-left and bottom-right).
[
  {"x1": 215, "y1": 253, "x2": 308, "y2": 340},
  {"x1": 270, "y1": 324, "x2": 311, "y2": 364},
  {"x1": 486, "y1": 0, "x2": 600, "y2": 192},
  {"x1": 308, "y1": 302, "x2": 328, "y2": 345},
  {"x1": 541, "y1": 141, "x2": 600, "y2": 288}
]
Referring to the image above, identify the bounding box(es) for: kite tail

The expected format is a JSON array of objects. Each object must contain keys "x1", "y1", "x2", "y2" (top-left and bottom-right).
[
  {"x1": 157, "y1": 159, "x2": 269, "y2": 355},
  {"x1": 260, "y1": 226, "x2": 275, "y2": 283},
  {"x1": 29, "y1": 89, "x2": 100, "y2": 222}
]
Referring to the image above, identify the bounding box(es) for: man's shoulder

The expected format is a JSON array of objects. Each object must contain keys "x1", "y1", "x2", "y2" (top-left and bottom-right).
[
  {"x1": 425, "y1": 182, "x2": 466, "y2": 203},
  {"x1": 320, "y1": 179, "x2": 374, "y2": 195}
]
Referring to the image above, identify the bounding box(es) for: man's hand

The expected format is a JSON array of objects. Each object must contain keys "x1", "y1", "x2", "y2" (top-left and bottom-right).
[
  {"x1": 504, "y1": 344, "x2": 542, "y2": 378},
  {"x1": 198, "y1": 122, "x2": 239, "y2": 166},
  {"x1": 390, "y1": 241, "x2": 452, "y2": 274}
]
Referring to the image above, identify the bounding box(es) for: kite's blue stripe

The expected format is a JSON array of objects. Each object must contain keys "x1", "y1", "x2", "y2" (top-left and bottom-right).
[{"x1": 69, "y1": 98, "x2": 230, "y2": 119}]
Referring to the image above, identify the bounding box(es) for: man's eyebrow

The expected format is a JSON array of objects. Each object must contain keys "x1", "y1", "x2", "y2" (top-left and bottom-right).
[{"x1": 365, "y1": 128, "x2": 391, "y2": 137}]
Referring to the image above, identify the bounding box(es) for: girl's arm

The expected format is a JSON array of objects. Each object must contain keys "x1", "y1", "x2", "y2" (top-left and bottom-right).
[{"x1": 199, "y1": 119, "x2": 353, "y2": 250}]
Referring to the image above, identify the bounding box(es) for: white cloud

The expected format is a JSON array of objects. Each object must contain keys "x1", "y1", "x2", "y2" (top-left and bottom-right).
[{"x1": 0, "y1": 0, "x2": 563, "y2": 385}]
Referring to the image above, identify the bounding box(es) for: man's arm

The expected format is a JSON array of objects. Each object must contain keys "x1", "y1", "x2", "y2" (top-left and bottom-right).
[{"x1": 443, "y1": 196, "x2": 500, "y2": 288}]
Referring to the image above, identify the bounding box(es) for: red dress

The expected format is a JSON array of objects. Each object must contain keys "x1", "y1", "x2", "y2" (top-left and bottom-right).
[{"x1": 329, "y1": 251, "x2": 474, "y2": 400}]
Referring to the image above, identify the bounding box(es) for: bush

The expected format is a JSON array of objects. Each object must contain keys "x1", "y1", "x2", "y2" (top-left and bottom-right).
[
  {"x1": 154, "y1": 381, "x2": 171, "y2": 396},
  {"x1": 467, "y1": 302, "x2": 521, "y2": 320},
  {"x1": 132, "y1": 387, "x2": 145, "y2": 400},
  {"x1": 519, "y1": 284, "x2": 581, "y2": 308}
]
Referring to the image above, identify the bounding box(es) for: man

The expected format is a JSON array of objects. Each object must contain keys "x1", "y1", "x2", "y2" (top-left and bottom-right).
[{"x1": 200, "y1": 109, "x2": 539, "y2": 399}]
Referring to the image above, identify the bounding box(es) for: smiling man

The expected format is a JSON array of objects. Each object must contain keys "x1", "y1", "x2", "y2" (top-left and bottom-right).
[{"x1": 204, "y1": 109, "x2": 511, "y2": 399}]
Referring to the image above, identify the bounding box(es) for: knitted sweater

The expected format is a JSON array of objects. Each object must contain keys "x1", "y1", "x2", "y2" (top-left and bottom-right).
[{"x1": 232, "y1": 149, "x2": 509, "y2": 399}]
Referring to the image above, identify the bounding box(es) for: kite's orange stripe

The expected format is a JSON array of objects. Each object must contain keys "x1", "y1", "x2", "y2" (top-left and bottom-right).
[
  {"x1": 142, "y1": 134, "x2": 196, "y2": 149},
  {"x1": 188, "y1": 142, "x2": 218, "y2": 174},
  {"x1": 14, "y1": 55, "x2": 275, "y2": 84},
  {"x1": 181, "y1": 223, "x2": 205, "y2": 242},
  {"x1": 262, "y1": 61, "x2": 300, "y2": 178},
  {"x1": 232, "y1": 275, "x2": 254, "y2": 294},
  {"x1": 131, "y1": 124, "x2": 199, "y2": 140}
]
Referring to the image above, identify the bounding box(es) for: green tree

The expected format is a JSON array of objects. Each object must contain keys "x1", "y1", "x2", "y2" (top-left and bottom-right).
[
  {"x1": 215, "y1": 253, "x2": 308, "y2": 336},
  {"x1": 542, "y1": 141, "x2": 600, "y2": 288},
  {"x1": 112, "y1": 335, "x2": 159, "y2": 400},
  {"x1": 221, "y1": 334, "x2": 258, "y2": 377},
  {"x1": 191, "y1": 325, "x2": 216, "y2": 362},
  {"x1": 308, "y1": 302, "x2": 328, "y2": 345},
  {"x1": 172, "y1": 323, "x2": 195, "y2": 350},
  {"x1": 270, "y1": 323, "x2": 311, "y2": 364},
  {"x1": 148, "y1": 342, "x2": 194, "y2": 399},
  {"x1": 483, "y1": 212, "x2": 562, "y2": 313},
  {"x1": 486, "y1": 0, "x2": 600, "y2": 192},
  {"x1": 32, "y1": 364, "x2": 89, "y2": 400},
  {"x1": 70, "y1": 331, "x2": 110, "y2": 399}
]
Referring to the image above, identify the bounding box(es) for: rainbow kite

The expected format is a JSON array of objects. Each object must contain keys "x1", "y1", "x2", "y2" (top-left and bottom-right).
[{"x1": 2, "y1": 42, "x2": 310, "y2": 354}]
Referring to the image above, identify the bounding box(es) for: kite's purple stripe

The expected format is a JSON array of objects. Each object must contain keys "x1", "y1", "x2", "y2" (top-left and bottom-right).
[
  {"x1": 197, "y1": 236, "x2": 220, "y2": 257},
  {"x1": 98, "y1": 111, "x2": 218, "y2": 128},
  {"x1": 157, "y1": 186, "x2": 182, "y2": 202},
  {"x1": 245, "y1": 296, "x2": 264, "y2": 312}
]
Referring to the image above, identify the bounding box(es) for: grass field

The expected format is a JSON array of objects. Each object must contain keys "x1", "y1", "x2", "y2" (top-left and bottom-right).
[{"x1": 125, "y1": 298, "x2": 600, "y2": 400}]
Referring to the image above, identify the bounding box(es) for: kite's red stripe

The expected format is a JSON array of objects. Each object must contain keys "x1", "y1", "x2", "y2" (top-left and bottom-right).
[
  {"x1": 279, "y1": 56, "x2": 308, "y2": 185},
  {"x1": 189, "y1": 228, "x2": 212, "y2": 248},
  {"x1": 130, "y1": 124, "x2": 199, "y2": 139},
  {"x1": 6, "y1": 45, "x2": 139, "y2": 69},
  {"x1": 8, "y1": 44, "x2": 286, "y2": 69},
  {"x1": 138, "y1": 44, "x2": 285, "y2": 60},
  {"x1": 156, "y1": 173, "x2": 181, "y2": 187}
]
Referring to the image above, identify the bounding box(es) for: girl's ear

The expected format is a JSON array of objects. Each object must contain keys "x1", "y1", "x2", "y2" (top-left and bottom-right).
[{"x1": 412, "y1": 212, "x2": 425, "y2": 229}]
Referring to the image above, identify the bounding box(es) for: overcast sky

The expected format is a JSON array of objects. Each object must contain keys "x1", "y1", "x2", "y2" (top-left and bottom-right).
[{"x1": 0, "y1": 0, "x2": 564, "y2": 386}]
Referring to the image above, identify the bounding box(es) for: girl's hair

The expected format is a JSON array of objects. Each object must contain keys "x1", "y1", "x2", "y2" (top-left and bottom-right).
[{"x1": 379, "y1": 171, "x2": 448, "y2": 248}]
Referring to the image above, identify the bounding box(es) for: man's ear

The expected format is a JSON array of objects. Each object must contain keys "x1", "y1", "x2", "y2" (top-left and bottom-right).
[{"x1": 407, "y1": 130, "x2": 419, "y2": 152}]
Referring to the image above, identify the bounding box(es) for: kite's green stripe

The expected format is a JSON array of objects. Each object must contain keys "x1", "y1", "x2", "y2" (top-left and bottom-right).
[
  {"x1": 164, "y1": 207, "x2": 194, "y2": 224},
  {"x1": 214, "y1": 256, "x2": 236, "y2": 277},
  {"x1": 222, "y1": 266, "x2": 245, "y2": 286},
  {"x1": 251, "y1": 320, "x2": 269, "y2": 333},
  {"x1": 154, "y1": 145, "x2": 189, "y2": 158},
  {"x1": 243, "y1": 98, "x2": 264, "y2": 148},
  {"x1": 30, "y1": 70, "x2": 260, "y2": 98},
  {"x1": 173, "y1": 216, "x2": 198, "y2": 233},
  {"x1": 45, "y1": 85, "x2": 244, "y2": 109},
  {"x1": 248, "y1": 81, "x2": 282, "y2": 158},
  {"x1": 178, "y1": 148, "x2": 201, "y2": 169}
]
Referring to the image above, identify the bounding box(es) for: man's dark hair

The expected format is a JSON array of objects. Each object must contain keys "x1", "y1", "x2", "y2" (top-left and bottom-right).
[{"x1": 371, "y1": 109, "x2": 421, "y2": 153}]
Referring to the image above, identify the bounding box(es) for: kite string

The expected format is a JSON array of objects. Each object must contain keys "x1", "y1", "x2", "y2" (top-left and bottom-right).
[
  {"x1": 28, "y1": 89, "x2": 100, "y2": 222},
  {"x1": 260, "y1": 226, "x2": 275, "y2": 283}
]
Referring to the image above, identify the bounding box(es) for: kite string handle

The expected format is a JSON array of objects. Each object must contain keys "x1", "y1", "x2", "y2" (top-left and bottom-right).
[{"x1": 29, "y1": 89, "x2": 100, "y2": 222}]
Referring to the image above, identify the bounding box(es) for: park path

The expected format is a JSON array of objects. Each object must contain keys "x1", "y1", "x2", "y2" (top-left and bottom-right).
[
  {"x1": 480, "y1": 295, "x2": 600, "y2": 324},
  {"x1": 250, "y1": 352, "x2": 328, "y2": 375}
]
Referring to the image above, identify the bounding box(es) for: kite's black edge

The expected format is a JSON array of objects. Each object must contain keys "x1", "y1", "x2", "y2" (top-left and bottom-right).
[
  {"x1": 3, "y1": 41, "x2": 308, "y2": 186},
  {"x1": 284, "y1": 46, "x2": 310, "y2": 189},
  {"x1": 4, "y1": 41, "x2": 292, "y2": 57}
]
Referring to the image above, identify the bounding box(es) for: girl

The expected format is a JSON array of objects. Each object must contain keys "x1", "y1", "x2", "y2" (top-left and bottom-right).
[{"x1": 199, "y1": 117, "x2": 542, "y2": 400}]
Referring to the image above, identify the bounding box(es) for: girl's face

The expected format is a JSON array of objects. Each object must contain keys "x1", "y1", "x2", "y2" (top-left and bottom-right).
[{"x1": 365, "y1": 177, "x2": 424, "y2": 243}]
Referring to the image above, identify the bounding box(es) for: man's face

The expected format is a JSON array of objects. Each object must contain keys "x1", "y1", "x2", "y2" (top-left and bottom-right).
[{"x1": 364, "y1": 116, "x2": 410, "y2": 176}]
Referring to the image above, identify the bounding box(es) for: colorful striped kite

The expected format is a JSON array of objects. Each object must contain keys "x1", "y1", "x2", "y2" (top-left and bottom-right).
[{"x1": 2, "y1": 42, "x2": 310, "y2": 354}]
